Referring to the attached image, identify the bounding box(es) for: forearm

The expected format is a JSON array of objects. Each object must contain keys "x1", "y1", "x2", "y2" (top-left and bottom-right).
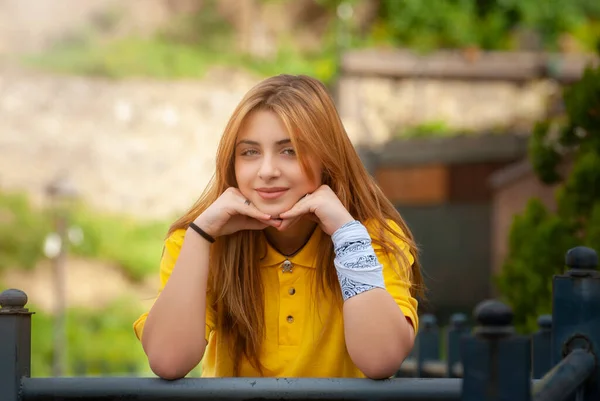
[
  {"x1": 333, "y1": 221, "x2": 415, "y2": 379},
  {"x1": 343, "y1": 289, "x2": 414, "y2": 379},
  {"x1": 142, "y1": 229, "x2": 211, "y2": 379}
]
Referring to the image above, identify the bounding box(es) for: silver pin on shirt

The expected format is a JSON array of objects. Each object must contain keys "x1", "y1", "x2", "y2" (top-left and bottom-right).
[{"x1": 281, "y1": 259, "x2": 293, "y2": 273}]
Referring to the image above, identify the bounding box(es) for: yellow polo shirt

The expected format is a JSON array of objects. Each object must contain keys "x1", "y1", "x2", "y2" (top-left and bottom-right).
[{"x1": 133, "y1": 220, "x2": 419, "y2": 377}]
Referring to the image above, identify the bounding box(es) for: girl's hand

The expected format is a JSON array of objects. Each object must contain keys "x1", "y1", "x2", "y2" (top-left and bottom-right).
[
  {"x1": 277, "y1": 185, "x2": 354, "y2": 236},
  {"x1": 194, "y1": 187, "x2": 281, "y2": 238}
]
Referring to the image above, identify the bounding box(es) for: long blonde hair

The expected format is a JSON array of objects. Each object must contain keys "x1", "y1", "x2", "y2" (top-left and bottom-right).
[{"x1": 168, "y1": 74, "x2": 423, "y2": 375}]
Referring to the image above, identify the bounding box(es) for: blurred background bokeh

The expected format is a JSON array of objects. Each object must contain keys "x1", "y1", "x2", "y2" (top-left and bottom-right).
[{"x1": 1, "y1": 0, "x2": 599, "y2": 377}]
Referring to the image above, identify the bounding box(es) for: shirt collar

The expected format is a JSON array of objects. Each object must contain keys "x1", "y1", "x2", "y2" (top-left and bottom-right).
[{"x1": 259, "y1": 227, "x2": 324, "y2": 268}]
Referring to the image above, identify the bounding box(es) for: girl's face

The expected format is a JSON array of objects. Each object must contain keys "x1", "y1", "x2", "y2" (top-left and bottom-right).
[{"x1": 234, "y1": 110, "x2": 322, "y2": 219}]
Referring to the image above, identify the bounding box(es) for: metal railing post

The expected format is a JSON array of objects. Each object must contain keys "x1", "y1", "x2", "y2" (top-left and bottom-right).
[
  {"x1": 0, "y1": 289, "x2": 33, "y2": 401},
  {"x1": 549, "y1": 246, "x2": 600, "y2": 401},
  {"x1": 461, "y1": 300, "x2": 531, "y2": 401}
]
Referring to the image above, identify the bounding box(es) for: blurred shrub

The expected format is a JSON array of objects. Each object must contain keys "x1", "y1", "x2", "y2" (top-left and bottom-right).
[
  {"x1": 26, "y1": 1, "x2": 600, "y2": 81},
  {"x1": 496, "y1": 54, "x2": 600, "y2": 333},
  {"x1": 397, "y1": 120, "x2": 454, "y2": 138},
  {"x1": 70, "y1": 206, "x2": 168, "y2": 282},
  {"x1": 27, "y1": 297, "x2": 204, "y2": 377},
  {"x1": 0, "y1": 191, "x2": 168, "y2": 281},
  {"x1": 29, "y1": 298, "x2": 149, "y2": 377},
  {"x1": 0, "y1": 193, "x2": 52, "y2": 273},
  {"x1": 376, "y1": 0, "x2": 600, "y2": 51}
]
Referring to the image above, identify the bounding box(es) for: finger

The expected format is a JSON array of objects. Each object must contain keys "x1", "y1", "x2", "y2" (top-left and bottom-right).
[
  {"x1": 265, "y1": 219, "x2": 283, "y2": 227},
  {"x1": 235, "y1": 199, "x2": 271, "y2": 220},
  {"x1": 278, "y1": 196, "x2": 310, "y2": 219}
]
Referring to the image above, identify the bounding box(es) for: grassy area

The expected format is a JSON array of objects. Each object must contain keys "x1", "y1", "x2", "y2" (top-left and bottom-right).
[
  {"x1": 27, "y1": 295, "x2": 204, "y2": 377},
  {"x1": 24, "y1": 36, "x2": 338, "y2": 84},
  {"x1": 28, "y1": 297, "x2": 147, "y2": 377},
  {"x1": 0, "y1": 191, "x2": 170, "y2": 281},
  {"x1": 22, "y1": 0, "x2": 340, "y2": 85}
]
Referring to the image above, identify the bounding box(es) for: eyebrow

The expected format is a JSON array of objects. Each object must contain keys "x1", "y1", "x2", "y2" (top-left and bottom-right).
[{"x1": 236, "y1": 139, "x2": 292, "y2": 147}]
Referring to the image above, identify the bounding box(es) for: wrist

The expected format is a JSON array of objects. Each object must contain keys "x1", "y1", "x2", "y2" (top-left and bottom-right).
[
  {"x1": 188, "y1": 222, "x2": 216, "y2": 243},
  {"x1": 330, "y1": 214, "x2": 356, "y2": 237},
  {"x1": 193, "y1": 214, "x2": 218, "y2": 238}
]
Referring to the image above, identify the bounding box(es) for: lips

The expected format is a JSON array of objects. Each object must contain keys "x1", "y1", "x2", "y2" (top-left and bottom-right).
[{"x1": 256, "y1": 187, "x2": 288, "y2": 200}]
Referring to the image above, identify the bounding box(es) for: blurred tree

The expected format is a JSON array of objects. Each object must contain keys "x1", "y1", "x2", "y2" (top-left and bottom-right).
[
  {"x1": 496, "y1": 52, "x2": 600, "y2": 332},
  {"x1": 374, "y1": 0, "x2": 600, "y2": 51}
]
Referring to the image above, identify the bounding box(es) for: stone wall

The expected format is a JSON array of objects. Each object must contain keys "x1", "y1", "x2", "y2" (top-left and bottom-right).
[
  {"x1": 337, "y1": 49, "x2": 596, "y2": 145},
  {"x1": 0, "y1": 66, "x2": 262, "y2": 219}
]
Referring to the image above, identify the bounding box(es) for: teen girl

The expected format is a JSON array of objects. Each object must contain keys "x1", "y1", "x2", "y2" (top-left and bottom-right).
[{"x1": 134, "y1": 74, "x2": 423, "y2": 380}]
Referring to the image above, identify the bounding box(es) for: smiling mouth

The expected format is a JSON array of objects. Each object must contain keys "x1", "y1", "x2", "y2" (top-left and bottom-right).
[{"x1": 256, "y1": 188, "x2": 288, "y2": 200}]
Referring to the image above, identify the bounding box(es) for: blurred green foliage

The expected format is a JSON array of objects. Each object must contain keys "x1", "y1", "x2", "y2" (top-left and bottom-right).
[
  {"x1": 29, "y1": 298, "x2": 147, "y2": 377},
  {"x1": 0, "y1": 191, "x2": 207, "y2": 377},
  {"x1": 376, "y1": 0, "x2": 600, "y2": 51},
  {"x1": 397, "y1": 120, "x2": 455, "y2": 138},
  {"x1": 25, "y1": 0, "x2": 338, "y2": 83},
  {"x1": 24, "y1": 296, "x2": 206, "y2": 377},
  {"x1": 0, "y1": 193, "x2": 53, "y2": 272},
  {"x1": 71, "y1": 207, "x2": 169, "y2": 282},
  {"x1": 495, "y1": 56, "x2": 600, "y2": 333},
  {"x1": 24, "y1": 0, "x2": 600, "y2": 83},
  {"x1": 0, "y1": 191, "x2": 169, "y2": 281}
]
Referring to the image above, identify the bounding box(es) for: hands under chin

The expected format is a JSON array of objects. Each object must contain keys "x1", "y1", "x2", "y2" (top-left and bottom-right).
[{"x1": 273, "y1": 185, "x2": 354, "y2": 236}]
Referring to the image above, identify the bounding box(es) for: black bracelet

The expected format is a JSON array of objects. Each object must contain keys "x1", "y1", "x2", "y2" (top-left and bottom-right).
[{"x1": 188, "y1": 222, "x2": 216, "y2": 243}]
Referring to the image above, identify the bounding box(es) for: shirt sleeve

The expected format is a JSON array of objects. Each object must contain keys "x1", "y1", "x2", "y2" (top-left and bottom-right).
[
  {"x1": 368, "y1": 219, "x2": 420, "y2": 333},
  {"x1": 133, "y1": 228, "x2": 216, "y2": 343}
]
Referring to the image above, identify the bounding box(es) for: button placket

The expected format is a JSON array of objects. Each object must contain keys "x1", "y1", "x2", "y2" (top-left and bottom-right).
[{"x1": 278, "y1": 260, "x2": 300, "y2": 345}]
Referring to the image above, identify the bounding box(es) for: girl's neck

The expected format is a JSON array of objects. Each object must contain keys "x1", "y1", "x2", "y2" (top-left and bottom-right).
[{"x1": 264, "y1": 218, "x2": 318, "y2": 257}]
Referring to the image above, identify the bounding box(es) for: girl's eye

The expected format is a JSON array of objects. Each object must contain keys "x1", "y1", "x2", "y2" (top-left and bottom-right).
[
  {"x1": 240, "y1": 149, "x2": 259, "y2": 156},
  {"x1": 282, "y1": 148, "x2": 296, "y2": 156}
]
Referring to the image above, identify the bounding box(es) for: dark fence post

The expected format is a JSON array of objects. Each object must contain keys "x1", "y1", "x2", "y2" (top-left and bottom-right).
[
  {"x1": 531, "y1": 314, "x2": 552, "y2": 379},
  {"x1": 551, "y1": 246, "x2": 600, "y2": 401},
  {"x1": 416, "y1": 314, "x2": 439, "y2": 377},
  {"x1": 446, "y1": 313, "x2": 468, "y2": 378},
  {"x1": 0, "y1": 289, "x2": 33, "y2": 401},
  {"x1": 461, "y1": 300, "x2": 531, "y2": 401}
]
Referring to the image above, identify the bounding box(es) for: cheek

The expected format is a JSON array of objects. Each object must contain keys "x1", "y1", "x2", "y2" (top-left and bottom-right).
[{"x1": 234, "y1": 163, "x2": 248, "y2": 187}]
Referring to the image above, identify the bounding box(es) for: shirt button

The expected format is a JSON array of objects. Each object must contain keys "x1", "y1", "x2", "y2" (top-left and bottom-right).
[
  {"x1": 282, "y1": 260, "x2": 293, "y2": 273},
  {"x1": 286, "y1": 315, "x2": 294, "y2": 323},
  {"x1": 288, "y1": 287, "x2": 296, "y2": 295}
]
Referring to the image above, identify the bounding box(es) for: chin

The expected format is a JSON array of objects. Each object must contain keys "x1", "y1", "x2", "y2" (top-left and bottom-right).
[{"x1": 254, "y1": 203, "x2": 293, "y2": 218}]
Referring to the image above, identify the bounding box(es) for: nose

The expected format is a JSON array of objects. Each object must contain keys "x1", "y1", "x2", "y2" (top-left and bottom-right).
[{"x1": 258, "y1": 153, "x2": 280, "y2": 180}]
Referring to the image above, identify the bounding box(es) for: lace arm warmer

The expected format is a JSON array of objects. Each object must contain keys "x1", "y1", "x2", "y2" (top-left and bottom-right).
[{"x1": 332, "y1": 220, "x2": 386, "y2": 302}]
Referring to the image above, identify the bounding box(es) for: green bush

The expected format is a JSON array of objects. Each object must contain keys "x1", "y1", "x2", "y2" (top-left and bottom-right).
[
  {"x1": 28, "y1": 298, "x2": 149, "y2": 377},
  {"x1": 26, "y1": 297, "x2": 204, "y2": 377},
  {"x1": 0, "y1": 191, "x2": 169, "y2": 281},
  {"x1": 0, "y1": 193, "x2": 52, "y2": 272},
  {"x1": 376, "y1": 0, "x2": 600, "y2": 51},
  {"x1": 70, "y1": 206, "x2": 169, "y2": 281},
  {"x1": 25, "y1": 1, "x2": 600, "y2": 82},
  {"x1": 496, "y1": 55, "x2": 600, "y2": 333}
]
